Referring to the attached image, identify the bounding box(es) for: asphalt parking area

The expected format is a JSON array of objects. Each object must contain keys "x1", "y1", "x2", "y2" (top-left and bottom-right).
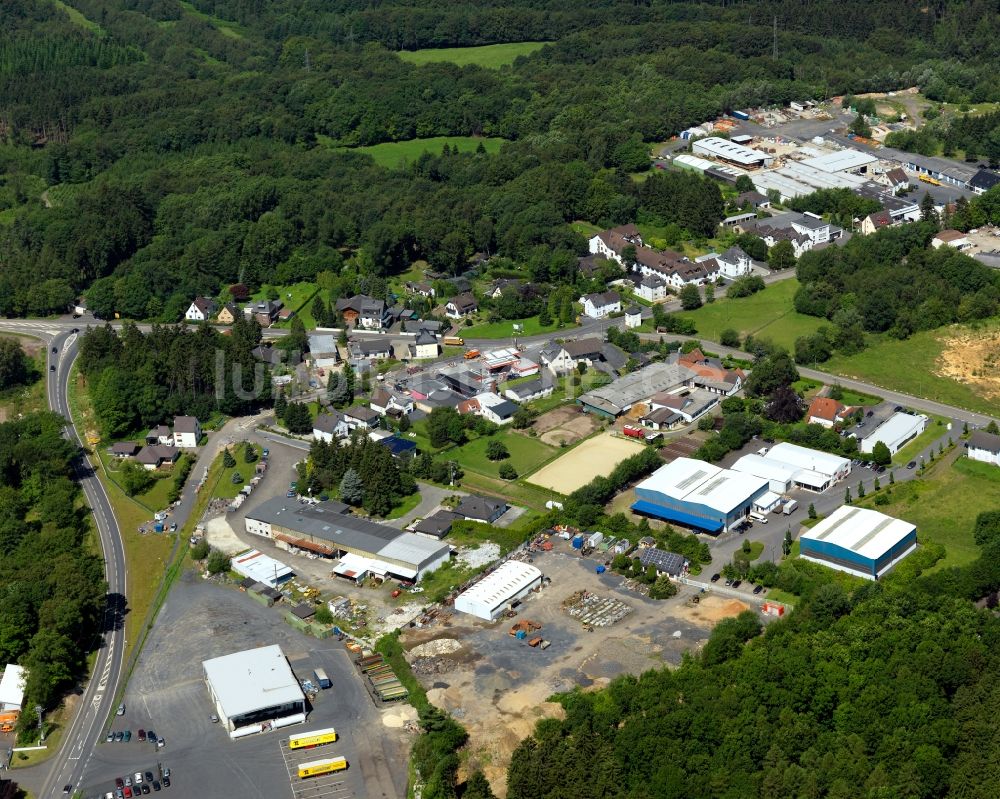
[
  {"x1": 280, "y1": 738, "x2": 357, "y2": 799},
  {"x1": 84, "y1": 574, "x2": 409, "y2": 799}
]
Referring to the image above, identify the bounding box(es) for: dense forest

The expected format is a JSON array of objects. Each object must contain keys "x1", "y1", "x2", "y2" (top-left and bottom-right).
[
  {"x1": 3, "y1": 0, "x2": 1000, "y2": 317},
  {"x1": 506, "y1": 516, "x2": 1000, "y2": 799},
  {"x1": 0, "y1": 412, "x2": 107, "y2": 734}
]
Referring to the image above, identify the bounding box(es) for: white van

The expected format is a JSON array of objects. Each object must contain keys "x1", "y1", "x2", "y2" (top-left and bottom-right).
[
  {"x1": 783, "y1": 500, "x2": 798, "y2": 515},
  {"x1": 749, "y1": 511, "x2": 769, "y2": 524}
]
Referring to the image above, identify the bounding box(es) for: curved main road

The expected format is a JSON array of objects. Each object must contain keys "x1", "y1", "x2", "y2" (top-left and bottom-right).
[{"x1": 2, "y1": 325, "x2": 128, "y2": 799}]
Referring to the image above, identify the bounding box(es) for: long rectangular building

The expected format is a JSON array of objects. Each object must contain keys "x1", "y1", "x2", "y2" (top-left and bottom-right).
[
  {"x1": 245, "y1": 497, "x2": 450, "y2": 582},
  {"x1": 763, "y1": 443, "x2": 851, "y2": 491},
  {"x1": 631, "y1": 457, "x2": 769, "y2": 533},
  {"x1": 800, "y1": 506, "x2": 916, "y2": 580},
  {"x1": 454, "y1": 561, "x2": 543, "y2": 620},
  {"x1": 859, "y1": 412, "x2": 928, "y2": 455}
]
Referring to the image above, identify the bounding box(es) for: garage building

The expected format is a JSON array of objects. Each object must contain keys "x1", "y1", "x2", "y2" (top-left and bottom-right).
[
  {"x1": 631, "y1": 457, "x2": 769, "y2": 533},
  {"x1": 203, "y1": 645, "x2": 306, "y2": 738},
  {"x1": 231, "y1": 549, "x2": 294, "y2": 589},
  {"x1": 454, "y1": 561, "x2": 543, "y2": 620},
  {"x1": 860, "y1": 412, "x2": 928, "y2": 455},
  {"x1": 800, "y1": 506, "x2": 917, "y2": 580}
]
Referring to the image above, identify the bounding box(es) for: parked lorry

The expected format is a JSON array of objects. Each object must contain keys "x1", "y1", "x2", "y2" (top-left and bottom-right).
[
  {"x1": 443, "y1": 336, "x2": 464, "y2": 346},
  {"x1": 622, "y1": 425, "x2": 644, "y2": 439},
  {"x1": 0, "y1": 711, "x2": 18, "y2": 732},
  {"x1": 783, "y1": 500, "x2": 798, "y2": 515}
]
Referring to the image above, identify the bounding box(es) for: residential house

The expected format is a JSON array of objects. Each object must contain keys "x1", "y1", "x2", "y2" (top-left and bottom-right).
[
  {"x1": 216, "y1": 303, "x2": 239, "y2": 324},
  {"x1": 228, "y1": 283, "x2": 251, "y2": 302},
  {"x1": 146, "y1": 425, "x2": 172, "y2": 445},
  {"x1": 577, "y1": 254, "x2": 612, "y2": 279},
  {"x1": 969, "y1": 168, "x2": 1000, "y2": 196},
  {"x1": 677, "y1": 349, "x2": 744, "y2": 396},
  {"x1": 540, "y1": 338, "x2": 604, "y2": 375},
  {"x1": 715, "y1": 246, "x2": 753, "y2": 278},
  {"x1": 411, "y1": 329, "x2": 439, "y2": 359},
  {"x1": 599, "y1": 342, "x2": 629, "y2": 374},
  {"x1": 587, "y1": 224, "x2": 644, "y2": 266},
  {"x1": 313, "y1": 412, "x2": 349, "y2": 443},
  {"x1": 736, "y1": 190, "x2": 770, "y2": 210},
  {"x1": 252, "y1": 344, "x2": 293, "y2": 367},
  {"x1": 624, "y1": 305, "x2": 642, "y2": 329},
  {"x1": 307, "y1": 333, "x2": 341, "y2": 369},
  {"x1": 277, "y1": 308, "x2": 295, "y2": 323},
  {"x1": 349, "y1": 338, "x2": 393, "y2": 361},
  {"x1": 932, "y1": 229, "x2": 971, "y2": 250},
  {"x1": 633, "y1": 247, "x2": 718, "y2": 288},
  {"x1": 455, "y1": 495, "x2": 508, "y2": 524},
  {"x1": 860, "y1": 210, "x2": 892, "y2": 236},
  {"x1": 343, "y1": 405, "x2": 381, "y2": 431},
  {"x1": 968, "y1": 430, "x2": 1000, "y2": 466},
  {"x1": 447, "y1": 276, "x2": 473, "y2": 294},
  {"x1": 876, "y1": 168, "x2": 910, "y2": 194},
  {"x1": 172, "y1": 416, "x2": 201, "y2": 448},
  {"x1": 806, "y1": 397, "x2": 850, "y2": 429},
  {"x1": 368, "y1": 388, "x2": 393, "y2": 416},
  {"x1": 246, "y1": 299, "x2": 283, "y2": 327},
  {"x1": 185, "y1": 297, "x2": 217, "y2": 322},
  {"x1": 790, "y1": 212, "x2": 831, "y2": 244},
  {"x1": 458, "y1": 392, "x2": 520, "y2": 425},
  {"x1": 336, "y1": 295, "x2": 390, "y2": 329},
  {"x1": 753, "y1": 224, "x2": 815, "y2": 258},
  {"x1": 579, "y1": 291, "x2": 622, "y2": 319},
  {"x1": 108, "y1": 442, "x2": 140, "y2": 458},
  {"x1": 503, "y1": 377, "x2": 554, "y2": 403},
  {"x1": 405, "y1": 281, "x2": 436, "y2": 298},
  {"x1": 413, "y1": 509, "x2": 461, "y2": 539},
  {"x1": 379, "y1": 435, "x2": 418, "y2": 458},
  {"x1": 640, "y1": 389, "x2": 718, "y2": 428},
  {"x1": 445, "y1": 292, "x2": 478, "y2": 319},
  {"x1": 635, "y1": 275, "x2": 668, "y2": 302},
  {"x1": 487, "y1": 278, "x2": 523, "y2": 299},
  {"x1": 135, "y1": 444, "x2": 179, "y2": 470}
]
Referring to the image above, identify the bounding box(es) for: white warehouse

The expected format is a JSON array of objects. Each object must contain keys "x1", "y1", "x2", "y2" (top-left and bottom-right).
[
  {"x1": 692, "y1": 137, "x2": 772, "y2": 168},
  {"x1": 454, "y1": 561, "x2": 543, "y2": 621},
  {"x1": 758, "y1": 442, "x2": 851, "y2": 492},
  {"x1": 731, "y1": 454, "x2": 798, "y2": 493},
  {"x1": 860, "y1": 412, "x2": 928, "y2": 456}
]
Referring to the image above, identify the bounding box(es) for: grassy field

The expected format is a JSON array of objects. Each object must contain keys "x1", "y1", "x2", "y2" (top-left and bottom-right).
[
  {"x1": 463, "y1": 315, "x2": 563, "y2": 339},
  {"x1": 679, "y1": 279, "x2": 825, "y2": 351},
  {"x1": 251, "y1": 281, "x2": 320, "y2": 328},
  {"x1": 889, "y1": 415, "x2": 950, "y2": 467},
  {"x1": 52, "y1": 0, "x2": 104, "y2": 33},
  {"x1": 823, "y1": 324, "x2": 999, "y2": 417},
  {"x1": 571, "y1": 220, "x2": 603, "y2": 238},
  {"x1": 332, "y1": 136, "x2": 506, "y2": 169},
  {"x1": 215, "y1": 443, "x2": 262, "y2": 499},
  {"x1": 449, "y1": 432, "x2": 558, "y2": 480},
  {"x1": 854, "y1": 454, "x2": 999, "y2": 569},
  {"x1": 396, "y1": 41, "x2": 546, "y2": 68},
  {"x1": 0, "y1": 335, "x2": 46, "y2": 420},
  {"x1": 178, "y1": 0, "x2": 244, "y2": 38}
]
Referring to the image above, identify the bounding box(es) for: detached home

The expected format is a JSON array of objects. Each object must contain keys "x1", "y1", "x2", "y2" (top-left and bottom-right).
[
  {"x1": 579, "y1": 291, "x2": 621, "y2": 319},
  {"x1": 968, "y1": 430, "x2": 1000, "y2": 467},
  {"x1": 313, "y1": 412, "x2": 349, "y2": 443},
  {"x1": 445, "y1": 292, "x2": 478, "y2": 319},
  {"x1": 349, "y1": 339, "x2": 393, "y2": 361},
  {"x1": 172, "y1": 416, "x2": 201, "y2": 448},
  {"x1": 216, "y1": 303, "x2": 239, "y2": 325},
  {"x1": 455, "y1": 495, "x2": 508, "y2": 524},
  {"x1": 343, "y1": 405, "x2": 381, "y2": 431},
  {"x1": 336, "y1": 295, "x2": 390, "y2": 329},
  {"x1": 715, "y1": 246, "x2": 753, "y2": 278},
  {"x1": 135, "y1": 445, "x2": 179, "y2": 470},
  {"x1": 635, "y1": 275, "x2": 667, "y2": 302},
  {"x1": 540, "y1": 338, "x2": 604, "y2": 375},
  {"x1": 411, "y1": 329, "x2": 439, "y2": 359},
  {"x1": 185, "y1": 297, "x2": 217, "y2": 322},
  {"x1": 806, "y1": 397, "x2": 850, "y2": 429},
  {"x1": 458, "y1": 392, "x2": 520, "y2": 425},
  {"x1": 587, "y1": 224, "x2": 644, "y2": 266},
  {"x1": 931, "y1": 229, "x2": 971, "y2": 250},
  {"x1": 860, "y1": 211, "x2": 892, "y2": 236}
]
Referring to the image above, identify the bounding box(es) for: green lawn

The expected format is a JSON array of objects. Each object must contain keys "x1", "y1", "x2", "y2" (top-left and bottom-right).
[
  {"x1": 832, "y1": 386, "x2": 883, "y2": 407},
  {"x1": 889, "y1": 415, "x2": 950, "y2": 467},
  {"x1": 386, "y1": 490, "x2": 423, "y2": 520},
  {"x1": 252, "y1": 281, "x2": 320, "y2": 327},
  {"x1": 178, "y1": 0, "x2": 245, "y2": 38},
  {"x1": 332, "y1": 136, "x2": 506, "y2": 169},
  {"x1": 823, "y1": 323, "x2": 999, "y2": 417},
  {"x1": 854, "y1": 455, "x2": 1000, "y2": 569},
  {"x1": 571, "y1": 220, "x2": 603, "y2": 237},
  {"x1": 396, "y1": 41, "x2": 546, "y2": 68},
  {"x1": 0, "y1": 337, "x2": 46, "y2": 418},
  {"x1": 216, "y1": 444, "x2": 262, "y2": 499},
  {"x1": 463, "y1": 315, "x2": 563, "y2": 339},
  {"x1": 679, "y1": 279, "x2": 825, "y2": 351},
  {"x1": 52, "y1": 0, "x2": 104, "y2": 33},
  {"x1": 450, "y1": 432, "x2": 558, "y2": 479}
]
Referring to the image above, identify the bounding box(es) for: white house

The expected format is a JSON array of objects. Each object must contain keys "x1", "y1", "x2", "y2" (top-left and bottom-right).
[
  {"x1": 445, "y1": 292, "x2": 478, "y2": 319},
  {"x1": 312, "y1": 412, "x2": 349, "y2": 442},
  {"x1": 635, "y1": 275, "x2": 667, "y2": 302},
  {"x1": 172, "y1": 416, "x2": 201, "y2": 448},
  {"x1": 411, "y1": 329, "x2": 439, "y2": 359},
  {"x1": 579, "y1": 291, "x2": 621, "y2": 319},
  {"x1": 715, "y1": 246, "x2": 753, "y2": 278},
  {"x1": 343, "y1": 405, "x2": 381, "y2": 431},
  {"x1": 587, "y1": 224, "x2": 644, "y2": 266},
  {"x1": 932, "y1": 230, "x2": 971, "y2": 250},
  {"x1": 790, "y1": 213, "x2": 830, "y2": 244},
  {"x1": 185, "y1": 297, "x2": 217, "y2": 322},
  {"x1": 624, "y1": 305, "x2": 642, "y2": 329},
  {"x1": 459, "y1": 392, "x2": 519, "y2": 425},
  {"x1": 968, "y1": 430, "x2": 1000, "y2": 466},
  {"x1": 539, "y1": 339, "x2": 603, "y2": 375}
]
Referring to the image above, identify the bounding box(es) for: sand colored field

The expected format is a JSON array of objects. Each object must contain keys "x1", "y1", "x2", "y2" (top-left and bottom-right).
[
  {"x1": 527, "y1": 432, "x2": 646, "y2": 494},
  {"x1": 937, "y1": 328, "x2": 1000, "y2": 400},
  {"x1": 673, "y1": 595, "x2": 750, "y2": 626}
]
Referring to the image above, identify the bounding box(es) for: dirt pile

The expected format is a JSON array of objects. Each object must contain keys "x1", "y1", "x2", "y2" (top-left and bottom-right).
[{"x1": 936, "y1": 329, "x2": 1000, "y2": 400}]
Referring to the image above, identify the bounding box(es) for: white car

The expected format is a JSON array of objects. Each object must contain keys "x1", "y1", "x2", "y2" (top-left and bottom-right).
[{"x1": 134, "y1": 771, "x2": 143, "y2": 784}]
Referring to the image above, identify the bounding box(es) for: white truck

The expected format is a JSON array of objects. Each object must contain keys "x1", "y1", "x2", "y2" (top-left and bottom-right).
[{"x1": 783, "y1": 500, "x2": 798, "y2": 515}]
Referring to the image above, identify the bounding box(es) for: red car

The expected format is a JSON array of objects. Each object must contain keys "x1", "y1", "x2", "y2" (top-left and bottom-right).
[{"x1": 137, "y1": 729, "x2": 146, "y2": 742}]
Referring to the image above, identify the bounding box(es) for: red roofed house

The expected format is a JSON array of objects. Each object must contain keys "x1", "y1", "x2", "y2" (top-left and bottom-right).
[
  {"x1": 931, "y1": 229, "x2": 971, "y2": 250},
  {"x1": 806, "y1": 397, "x2": 850, "y2": 428}
]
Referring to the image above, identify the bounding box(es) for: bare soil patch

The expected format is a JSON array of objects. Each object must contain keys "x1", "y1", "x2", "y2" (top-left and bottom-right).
[
  {"x1": 936, "y1": 329, "x2": 1000, "y2": 401},
  {"x1": 533, "y1": 405, "x2": 600, "y2": 447},
  {"x1": 673, "y1": 595, "x2": 750, "y2": 625}
]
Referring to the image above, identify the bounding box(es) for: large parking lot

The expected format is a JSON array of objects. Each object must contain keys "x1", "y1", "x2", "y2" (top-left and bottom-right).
[{"x1": 80, "y1": 573, "x2": 409, "y2": 799}]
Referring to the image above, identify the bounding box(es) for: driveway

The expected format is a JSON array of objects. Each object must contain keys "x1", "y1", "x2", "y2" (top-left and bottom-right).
[{"x1": 384, "y1": 481, "x2": 463, "y2": 529}]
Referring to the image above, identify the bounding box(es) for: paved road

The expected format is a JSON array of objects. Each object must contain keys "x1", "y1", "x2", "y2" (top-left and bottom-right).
[{"x1": 3, "y1": 327, "x2": 130, "y2": 799}]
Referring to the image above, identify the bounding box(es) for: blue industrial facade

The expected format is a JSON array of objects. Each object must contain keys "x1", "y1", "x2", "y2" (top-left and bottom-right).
[
  {"x1": 800, "y1": 527, "x2": 917, "y2": 579},
  {"x1": 631, "y1": 482, "x2": 767, "y2": 533}
]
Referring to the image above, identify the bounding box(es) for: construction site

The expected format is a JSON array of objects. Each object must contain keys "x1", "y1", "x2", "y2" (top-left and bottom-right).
[{"x1": 398, "y1": 538, "x2": 752, "y2": 794}]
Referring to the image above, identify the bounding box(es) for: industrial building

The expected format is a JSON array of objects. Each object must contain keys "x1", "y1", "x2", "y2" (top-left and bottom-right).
[
  {"x1": 631, "y1": 458, "x2": 769, "y2": 533},
  {"x1": 692, "y1": 137, "x2": 771, "y2": 168},
  {"x1": 577, "y1": 361, "x2": 695, "y2": 418},
  {"x1": 203, "y1": 645, "x2": 306, "y2": 738},
  {"x1": 860, "y1": 413, "x2": 928, "y2": 455},
  {"x1": 731, "y1": 454, "x2": 799, "y2": 493},
  {"x1": 231, "y1": 549, "x2": 294, "y2": 589},
  {"x1": 761, "y1": 443, "x2": 851, "y2": 491},
  {"x1": 245, "y1": 497, "x2": 450, "y2": 582},
  {"x1": 454, "y1": 561, "x2": 543, "y2": 620},
  {"x1": 800, "y1": 506, "x2": 917, "y2": 580}
]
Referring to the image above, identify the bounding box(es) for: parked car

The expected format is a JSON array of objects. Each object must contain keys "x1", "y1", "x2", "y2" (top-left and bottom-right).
[
  {"x1": 115, "y1": 778, "x2": 124, "y2": 789},
  {"x1": 146, "y1": 730, "x2": 155, "y2": 743},
  {"x1": 894, "y1": 405, "x2": 903, "y2": 412},
  {"x1": 710, "y1": 573, "x2": 720, "y2": 582},
  {"x1": 753, "y1": 585, "x2": 764, "y2": 595},
  {"x1": 866, "y1": 410, "x2": 874, "y2": 417},
  {"x1": 137, "y1": 729, "x2": 146, "y2": 742},
  {"x1": 124, "y1": 788, "x2": 132, "y2": 799},
  {"x1": 146, "y1": 772, "x2": 154, "y2": 783},
  {"x1": 724, "y1": 578, "x2": 734, "y2": 586},
  {"x1": 114, "y1": 731, "x2": 124, "y2": 742},
  {"x1": 123, "y1": 730, "x2": 131, "y2": 742},
  {"x1": 106, "y1": 730, "x2": 114, "y2": 743},
  {"x1": 152, "y1": 782, "x2": 161, "y2": 792},
  {"x1": 134, "y1": 772, "x2": 143, "y2": 784},
  {"x1": 141, "y1": 785, "x2": 150, "y2": 794},
  {"x1": 63, "y1": 785, "x2": 72, "y2": 794},
  {"x1": 907, "y1": 461, "x2": 917, "y2": 469},
  {"x1": 161, "y1": 777, "x2": 170, "y2": 788}
]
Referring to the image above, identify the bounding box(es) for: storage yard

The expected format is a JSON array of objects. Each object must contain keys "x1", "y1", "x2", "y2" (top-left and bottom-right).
[{"x1": 527, "y1": 432, "x2": 646, "y2": 493}]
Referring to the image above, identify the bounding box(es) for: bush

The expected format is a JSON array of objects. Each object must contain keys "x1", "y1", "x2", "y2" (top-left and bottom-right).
[
  {"x1": 119, "y1": 459, "x2": 155, "y2": 497},
  {"x1": 498, "y1": 463, "x2": 518, "y2": 480},
  {"x1": 486, "y1": 440, "x2": 509, "y2": 461},
  {"x1": 190, "y1": 539, "x2": 210, "y2": 560},
  {"x1": 222, "y1": 448, "x2": 236, "y2": 468},
  {"x1": 206, "y1": 549, "x2": 231, "y2": 574},
  {"x1": 649, "y1": 575, "x2": 678, "y2": 600},
  {"x1": 314, "y1": 606, "x2": 334, "y2": 625},
  {"x1": 719, "y1": 328, "x2": 741, "y2": 348}
]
